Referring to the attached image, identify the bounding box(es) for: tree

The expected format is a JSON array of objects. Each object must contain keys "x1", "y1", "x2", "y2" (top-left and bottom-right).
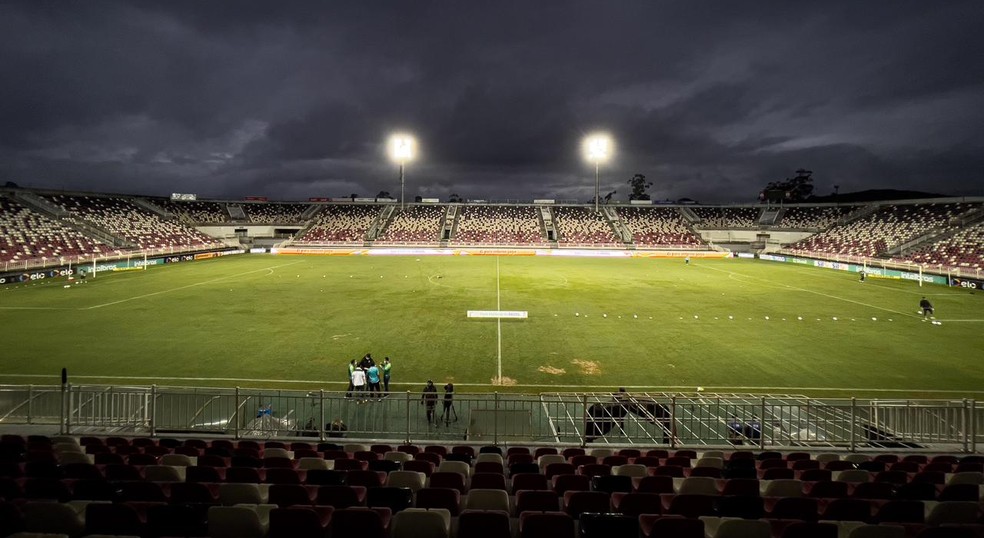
[
  {"x1": 603, "y1": 190, "x2": 617, "y2": 204},
  {"x1": 760, "y1": 169, "x2": 815, "y2": 203},
  {"x1": 448, "y1": 193, "x2": 462, "y2": 203},
  {"x1": 375, "y1": 190, "x2": 390, "y2": 200},
  {"x1": 627, "y1": 174, "x2": 653, "y2": 200}
]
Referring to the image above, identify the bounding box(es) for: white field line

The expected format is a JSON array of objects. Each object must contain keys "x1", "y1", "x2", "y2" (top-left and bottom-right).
[
  {"x1": 0, "y1": 306, "x2": 74, "y2": 310},
  {"x1": 496, "y1": 256, "x2": 502, "y2": 382},
  {"x1": 84, "y1": 261, "x2": 304, "y2": 310},
  {"x1": 701, "y1": 264, "x2": 919, "y2": 318},
  {"x1": 6, "y1": 373, "x2": 979, "y2": 394}
]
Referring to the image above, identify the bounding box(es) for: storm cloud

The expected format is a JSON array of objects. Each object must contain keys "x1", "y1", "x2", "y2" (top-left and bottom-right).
[{"x1": 1, "y1": 1, "x2": 982, "y2": 202}]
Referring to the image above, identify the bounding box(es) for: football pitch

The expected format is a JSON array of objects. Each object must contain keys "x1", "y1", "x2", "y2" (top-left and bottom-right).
[{"x1": 1, "y1": 254, "x2": 982, "y2": 398}]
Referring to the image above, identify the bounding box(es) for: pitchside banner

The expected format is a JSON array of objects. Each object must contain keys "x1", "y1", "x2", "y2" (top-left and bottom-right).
[
  {"x1": 0, "y1": 267, "x2": 74, "y2": 285},
  {"x1": 757, "y1": 254, "x2": 949, "y2": 286},
  {"x1": 951, "y1": 277, "x2": 984, "y2": 290}
]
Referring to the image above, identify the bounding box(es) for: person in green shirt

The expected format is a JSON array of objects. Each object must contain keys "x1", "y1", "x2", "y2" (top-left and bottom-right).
[{"x1": 382, "y1": 357, "x2": 393, "y2": 395}]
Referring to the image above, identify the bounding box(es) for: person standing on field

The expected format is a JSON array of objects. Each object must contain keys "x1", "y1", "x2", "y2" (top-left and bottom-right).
[
  {"x1": 351, "y1": 367, "x2": 367, "y2": 403},
  {"x1": 920, "y1": 297, "x2": 935, "y2": 321},
  {"x1": 382, "y1": 357, "x2": 392, "y2": 395},
  {"x1": 346, "y1": 360, "x2": 356, "y2": 397},
  {"x1": 367, "y1": 363, "x2": 381, "y2": 400}
]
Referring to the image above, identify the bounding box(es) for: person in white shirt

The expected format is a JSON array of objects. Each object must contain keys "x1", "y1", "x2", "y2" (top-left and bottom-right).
[{"x1": 351, "y1": 367, "x2": 367, "y2": 402}]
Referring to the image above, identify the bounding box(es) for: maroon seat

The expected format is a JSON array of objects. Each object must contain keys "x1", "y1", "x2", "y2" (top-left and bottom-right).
[
  {"x1": 508, "y1": 447, "x2": 531, "y2": 456},
  {"x1": 652, "y1": 465, "x2": 685, "y2": 477},
  {"x1": 664, "y1": 494, "x2": 716, "y2": 518},
  {"x1": 169, "y1": 482, "x2": 217, "y2": 504},
  {"x1": 269, "y1": 506, "x2": 332, "y2": 538},
  {"x1": 475, "y1": 462, "x2": 504, "y2": 475},
  {"x1": 639, "y1": 515, "x2": 704, "y2": 538},
  {"x1": 808, "y1": 480, "x2": 848, "y2": 498},
  {"x1": 85, "y1": 502, "x2": 144, "y2": 536},
  {"x1": 457, "y1": 509, "x2": 511, "y2": 538},
  {"x1": 401, "y1": 460, "x2": 435, "y2": 477},
  {"x1": 265, "y1": 468, "x2": 302, "y2": 485},
  {"x1": 118, "y1": 481, "x2": 167, "y2": 502},
  {"x1": 471, "y1": 473, "x2": 507, "y2": 490},
  {"x1": 636, "y1": 475, "x2": 674, "y2": 494},
  {"x1": 762, "y1": 468, "x2": 795, "y2": 480},
  {"x1": 316, "y1": 485, "x2": 366, "y2": 508},
  {"x1": 451, "y1": 446, "x2": 475, "y2": 457},
  {"x1": 354, "y1": 451, "x2": 378, "y2": 462},
  {"x1": 268, "y1": 484, "x2": 315, "y2": 507},
  {"x1": 800, "y1": 469, "x2": 832, "y2": 482},
  {"x1": 820, "y1": 498, "x2": 872, "y2": 522},
  {"x1": 578, "y1": 463, "x2": 611, "y2": 477},
  {"x1": 561, "y1": 448, "x2": 584, "y2": 459},
  {"x1": 721, "y1": 478, "x2": 760, "y2": 496},
  {"x1": 602, "y1": 456, "x2": 628, "y2": 467},
  {"x1": 225, "y1": 466, "x2": 262, "y2": 483},
  {"x1": 569, "y1": 455, "x2": 597, "y2": 468},
  {"x1": 519, "y1": 511, "x2": 575, "y2": 538},
  {"x1": 414, "y1": 452, "x2": 442, "y2": 466},
  {"x1": 611, "y1": 492, "x2": 662, "y2": 516},
  {"x1": 778, "y1": 521, "x2": 838, "y2": 538},
  {"x1": 633, "y1": 457, "x2": 661, "y2": 468},
  {"x1": 330, "y1": 507, "x2": 391, "y2": 538},
  {"x1": 414, "y1": 487, "x2": 460, "y2": 515},
  {"x1": 688, "y1": 466, "x2": 722, "y2": 478},
  {"x1": 397, "y1": 445, "x2": 420, "y2": 455},
  {"x1": 552, "y1": 474, "x2": 590, "y2": 496},
  {"x1": 543, "y1": 463, "x2": 577, "y2": 479},
  {"x1": 428, "y1": 471, "x2": 466, "y2": 493},
  {"x1": 186, "y1": 465, "x2": 224, "y2": 483},
  {"x1": 515, "y1": 489, "x2": 560, "y2": 514},
  {"x1": 768, "y1": 497, "x2": 819, "y2": 521},
  {"x1": 333, "y1": 459, "x2": 368, "y2": 471},
  {"x1": 346, "y1": 470, "x2": 386, "y2": 489},
  {"x1": 563, "y1": 490, "x2": 610, "y2": 517},
  {"x1": 424, "y1": 445, "x2": 448, "y2": 456},
  {"x1": 512, "y1": 473, "x2": 549, "y2": 494},
  {"x1": 534, "y1": 448, "x2": 558, "y2": 459},
  {"x1": 852, "y1": 482, "x2": 895, "y2": 500}
]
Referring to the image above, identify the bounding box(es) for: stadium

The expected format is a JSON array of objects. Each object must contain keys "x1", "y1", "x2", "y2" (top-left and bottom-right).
[{"x1": 4, "y1": 2, "x2": 984, "y2": 536}]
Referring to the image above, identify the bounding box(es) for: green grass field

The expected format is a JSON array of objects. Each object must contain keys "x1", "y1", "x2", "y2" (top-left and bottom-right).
[{"x1": 2, "y1": 254, "x2": 982, "y2": 397}]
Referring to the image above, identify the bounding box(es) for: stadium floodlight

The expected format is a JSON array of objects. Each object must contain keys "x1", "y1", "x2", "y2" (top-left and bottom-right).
[
  {"x1": 388, "y1": 133, "x2": 417, "y2": 210},
  {"x1": 582, "y1": 133, "x2": 613, "y2": 212}
]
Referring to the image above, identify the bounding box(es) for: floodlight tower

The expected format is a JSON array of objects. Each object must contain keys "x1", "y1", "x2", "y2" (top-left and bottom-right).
[
  {"x1": 388, "y1": 133, "x2": 416, "y2": 210},
  {"x1": 582, "y1": 133, "x2": 613, "y2": 213}
]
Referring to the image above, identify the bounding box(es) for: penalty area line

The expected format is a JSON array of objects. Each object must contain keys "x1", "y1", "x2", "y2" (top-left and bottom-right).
[{"x1": 83, "y1": 260, "x2": 306, "y2": 310}]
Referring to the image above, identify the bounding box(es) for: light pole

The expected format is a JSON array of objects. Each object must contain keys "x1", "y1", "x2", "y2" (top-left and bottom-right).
[
  {"x1": 388, "y1": 134, "x2": 416, "y2": 210},
  {"x1": 582, "y1": 133, "x2": 613, "y2": 213}
]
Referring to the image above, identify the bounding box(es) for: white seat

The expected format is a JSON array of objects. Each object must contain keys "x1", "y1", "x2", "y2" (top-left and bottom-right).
[
  {"x1": 761, "y1": 479, "x2": 804, "y2": 497},
  {"x1": 588, "y1": 448, "x2": 614, "y2": 458},
  {"x1": 385, "y1": 451, "x2": 412, "y2": 463},
  {"x1": 925, "y1": 501, "x2": 982, "y2": 525},
  {"x1": 846, "y1": 524, "x2": 905, "y2": 538},
  {"x1": 21, "y1": 502, "x2": 85, "y2": 536},
  {"x1": 947, "y1": 471, "x2": 984, "y2": 485},
  {"x1": 56, "y1": 451, "x2": 91, "y2": 465},
  {"x1": 391, "y1": 508, "x2": 451, "y2": 538},
  {"x1": 694, "y1": 457, "x2": 724, "y2": 469},
  {"x1": 816, "y1": 453, "x2": 840, "y2": 463},
  {"x1": 537, "y1": 454, "x2": 566, "y2": 471},
  {"x1": 143, "y1": 464, "x2": 183, "y2": 482},
  {"x1": 161, "y1": 454, "x2": 195, "y2": 467},
  {"x1": 343, "y1": 443, "x2": 368, "y2": 453},
  {"x1": 463, "y1": 489, "x2": 510, "y2": 512},
  {"x1": 262, "y1": 447, "x2": 290, "y2": 459},
  {"x1": 834, "y1": 470, "x2": 871, "y2": 483},
  {"x1": 476, "y1": 453, "x2": 504, "y2": 465},
  {"x1": 218, "y1": 483, "x2": 265, "y2": 505},
  {"x1": 612, "y1": 464, "x2": 648, "y2": 477},
  {"x1": 678, "y1": 476, "x2": 719, "y2": 495},
  {"x1": 297, "y1": 457, "x2": 329, "y2": 470},
  {"x1": 207, "y1": 505, "x2": 270, "y2": 538},
  {"x1": 387, "y1": 471, "x2": 427, "y2": 492},
  {"x1": 438, "y1": 460, "x2": 471, "y2": 479},
  {"x1": 700, "y1": 451, "x2": 725, "y2": 459},
  {"x1": 702, "y1": 517, "x2": 771, "y2": 538}
]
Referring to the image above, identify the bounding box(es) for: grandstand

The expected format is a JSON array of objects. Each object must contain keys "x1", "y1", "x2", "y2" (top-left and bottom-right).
[{"x1": 2, "y1": 186, "x2": 984, "y2": 538}]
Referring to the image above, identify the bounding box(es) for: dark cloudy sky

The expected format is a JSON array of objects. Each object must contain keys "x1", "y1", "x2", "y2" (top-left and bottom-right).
[{"x1": 2, "y1": 1, "x2": 983, "y2": 203}]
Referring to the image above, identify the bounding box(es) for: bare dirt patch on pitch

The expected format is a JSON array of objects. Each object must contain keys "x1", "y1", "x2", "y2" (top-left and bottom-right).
[
  {"x1": 491, "y1": 376, "x2": 518, "y2": 386},
  {"x1": 537, "y1": 366, "x2": 566, "y2": 375},
  {"x1": 572, "y1": 359, "x2": 601, "y2": 375}
]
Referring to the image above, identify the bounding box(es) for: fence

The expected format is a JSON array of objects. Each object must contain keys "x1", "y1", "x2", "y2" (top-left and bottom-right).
[{"x1": 0, "y1": 385, "x2": 979, "y2": 452}]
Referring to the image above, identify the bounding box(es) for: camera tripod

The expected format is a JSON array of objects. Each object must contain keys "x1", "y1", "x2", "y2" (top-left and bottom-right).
[{"x1": 440, "y1": 402, "x2": 458, "y2": 426}]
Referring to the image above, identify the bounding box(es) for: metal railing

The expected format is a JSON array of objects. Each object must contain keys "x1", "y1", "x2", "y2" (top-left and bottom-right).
[{"x1": 0, "y1": 384, "x2": 979, "y2": 451}]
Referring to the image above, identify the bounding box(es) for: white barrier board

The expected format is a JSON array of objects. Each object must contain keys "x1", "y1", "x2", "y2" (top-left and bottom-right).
[{"x1": 467, "y1": 310, "x2": 528, "y2": 319}]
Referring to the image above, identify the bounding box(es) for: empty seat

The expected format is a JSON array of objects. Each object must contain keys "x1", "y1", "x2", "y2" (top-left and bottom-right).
[
  {"x1": 391, "y1": 507, "x2": 451, "y2": 538},
  {"x1": 208, "y1": 504, "x2": 271, "y2": 538},
  {"x1": 519, "y1": 511, "x2": 575, "y2": 538},
  {"x1": 464, "y1": 489, "x2": 510, "y2": 512},
  {"x1": 387, "y1": 470, "x2": 426, "y2": 492},
  {"x1": 579, "y1": 512, "x2": 638, "y2": 538},
  {"x1": 515, "y1": 489, "x2": 560, "y2": 514},
  {"x1": 415, "y1": 487, "x2": 461, "y2": 515},
  {"x1": 331, "y1": 507, "x2": 391, "y2": 538},
  {"x1": 639, "y1": 514, "x2": 704, "y2": 538},
  {"x1": 457, "y1": 509, "x2": 511, "y2": 538},
  {"x1": 269, "y1": 506, "x2": 332, "y2": 538},
  {"x1": 367, "y1": 486, "x2": 414, "y2": 513}
]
